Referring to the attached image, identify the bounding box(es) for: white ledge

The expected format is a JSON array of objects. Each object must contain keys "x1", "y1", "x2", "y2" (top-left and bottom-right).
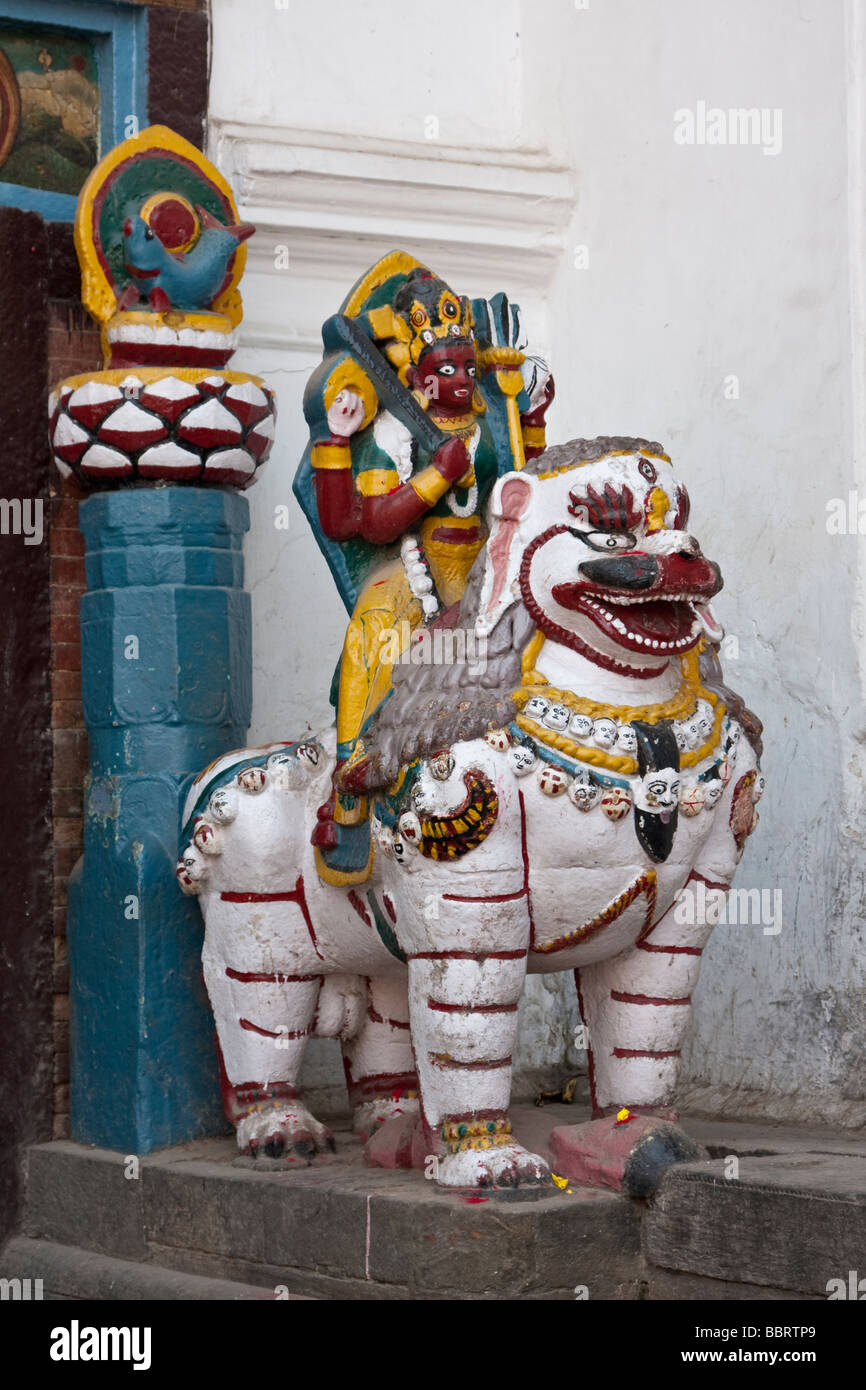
[{"x1": 210, "y1": 120, "x2": 575, "y2": 296}]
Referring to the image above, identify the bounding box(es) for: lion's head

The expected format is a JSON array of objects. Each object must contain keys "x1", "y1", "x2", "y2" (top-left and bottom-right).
[{"x1": 361, "y1": 437, "x2": 748, "y2": 786}]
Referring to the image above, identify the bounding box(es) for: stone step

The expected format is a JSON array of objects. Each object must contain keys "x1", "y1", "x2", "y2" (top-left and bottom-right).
[
  {"x1": 22, "y1": 1122, "x2": 645, "y2": 1300},
  {"x1": 0, "y1": 1237, "x2": 286, "y2": 1301},
  {"x1": 646, "y1": 1153, "x2": 866, "y2": 1299}
]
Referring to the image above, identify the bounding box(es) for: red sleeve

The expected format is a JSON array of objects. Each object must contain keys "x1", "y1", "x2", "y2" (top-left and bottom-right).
[{"x1": 315, "y1": 436, "x2": 469, "y2": 545}]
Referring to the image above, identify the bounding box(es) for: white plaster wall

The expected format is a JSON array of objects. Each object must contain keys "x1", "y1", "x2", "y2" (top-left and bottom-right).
[
  {"x1": 210, "y1": 0, "x2": 865, "y2": 1122},
  {"x1": 210, "y1": 0, "x2": 526, "y2": 153},
  {"x1": 520, "y1": 0, "x2": 864, "y2": 1126}
]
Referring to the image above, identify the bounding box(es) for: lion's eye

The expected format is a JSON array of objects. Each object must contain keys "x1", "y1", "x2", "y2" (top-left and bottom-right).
[{"x1": 583, "y1": 530, "x2": 636, "y2": 552}]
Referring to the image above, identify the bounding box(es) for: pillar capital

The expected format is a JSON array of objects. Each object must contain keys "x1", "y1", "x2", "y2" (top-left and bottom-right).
[{"x1": 50, "y1": 123, "x2": 275, "y2": 491}]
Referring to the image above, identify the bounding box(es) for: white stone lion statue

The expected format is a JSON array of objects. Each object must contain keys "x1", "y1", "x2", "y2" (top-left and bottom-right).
[{"x1": 178, "y1": 436, "x2": 763, "y2": 1194}]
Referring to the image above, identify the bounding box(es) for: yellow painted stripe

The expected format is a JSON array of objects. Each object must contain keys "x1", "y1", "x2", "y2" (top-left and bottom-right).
[
  {"x1": 312, "y1": 443, "x2": 352, "y2": 470},
  {"x1": 357, "y1": 468, "x2": 400, "y2": 496}
]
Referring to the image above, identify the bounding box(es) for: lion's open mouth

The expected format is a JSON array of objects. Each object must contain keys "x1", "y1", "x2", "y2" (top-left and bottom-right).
[
  {"x1": 550, "y1": 587, "x2": 704, "y2": 653},
  {"x1": 549, "y1": 549, "x2": 723, "y2": 657}
]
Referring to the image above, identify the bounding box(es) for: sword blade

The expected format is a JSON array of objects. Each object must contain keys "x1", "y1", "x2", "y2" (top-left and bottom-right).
[{"x1": 323, "y1": 313, "x2": 447, "y2": 456}]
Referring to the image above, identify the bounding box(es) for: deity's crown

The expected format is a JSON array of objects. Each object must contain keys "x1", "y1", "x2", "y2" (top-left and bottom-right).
[{"x1": 385, "y1": 267, "x2": 475, "y2": 374}]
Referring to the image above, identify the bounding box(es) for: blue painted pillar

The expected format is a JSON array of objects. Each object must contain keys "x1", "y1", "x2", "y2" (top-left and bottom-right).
[{"x1": 68, "y1": 488, "x2": 251, "y2": 1153}]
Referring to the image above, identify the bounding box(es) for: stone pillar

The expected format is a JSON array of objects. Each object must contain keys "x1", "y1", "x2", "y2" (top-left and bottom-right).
[{"x1": 69, "y1": 489, "x2": 251, "y2": 1151}]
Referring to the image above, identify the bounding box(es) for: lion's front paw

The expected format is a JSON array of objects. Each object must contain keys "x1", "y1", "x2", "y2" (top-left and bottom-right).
[
  {"x1": 237, "y1": 1101, "x2": 335, "y2": 1162},
  {"x1": 436, "y1": 1142, "x2": 551, "y2": 1193}
]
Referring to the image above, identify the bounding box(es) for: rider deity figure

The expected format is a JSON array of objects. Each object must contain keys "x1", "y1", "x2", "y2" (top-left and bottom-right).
[{"x1": 294, "y1": 252, "x2": 555, "y2": 884}]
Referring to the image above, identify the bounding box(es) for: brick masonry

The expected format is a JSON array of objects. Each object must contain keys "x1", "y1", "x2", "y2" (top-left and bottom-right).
[
  {"x1": 47, "y1": 302, "x2": 99, "y2": 1140},
  {"x1": 0, "y1": 207, "x2": 54, "y2": 1251}
]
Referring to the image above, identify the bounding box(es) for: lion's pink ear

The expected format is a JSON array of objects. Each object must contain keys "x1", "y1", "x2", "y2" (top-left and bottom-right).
[{"x1": 476, "y1": 473, "x2": 535, "y2": 635}]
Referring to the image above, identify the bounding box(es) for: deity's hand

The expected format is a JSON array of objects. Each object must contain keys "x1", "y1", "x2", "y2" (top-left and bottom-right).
[
  {"x1": 521, "y1": 356, "x2": 555, "y2": 416},
  {"x1": 327, "y1": 389, "x2": 366, "y2": 439},
  {"x1": 432, "y1": 436, "x2": 472, "y2": 485}
]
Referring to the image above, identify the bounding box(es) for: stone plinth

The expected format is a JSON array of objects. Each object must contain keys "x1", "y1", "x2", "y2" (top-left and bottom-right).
[{"x1": 7, "y1": 1107, "x2": 865, "y2": 1300}]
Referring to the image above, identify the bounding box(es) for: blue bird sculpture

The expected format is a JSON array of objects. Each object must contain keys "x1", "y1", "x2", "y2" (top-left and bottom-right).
[{"x1": 118, "y1": 204, "x2": 255, "y2": 313}]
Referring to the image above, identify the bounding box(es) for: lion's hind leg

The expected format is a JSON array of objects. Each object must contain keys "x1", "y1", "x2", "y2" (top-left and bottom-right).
[{"x1": 342, "y1": 975, "x2": 422, "y2": 1168}]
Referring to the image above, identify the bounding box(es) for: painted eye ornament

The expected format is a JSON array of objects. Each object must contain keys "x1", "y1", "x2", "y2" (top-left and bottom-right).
[
  {"x1": 638, "y1": 457, "x2": 658, "y2": 483},
  {"x1": 582, "y1": 531, "x2": 636, "y2": 552}
]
